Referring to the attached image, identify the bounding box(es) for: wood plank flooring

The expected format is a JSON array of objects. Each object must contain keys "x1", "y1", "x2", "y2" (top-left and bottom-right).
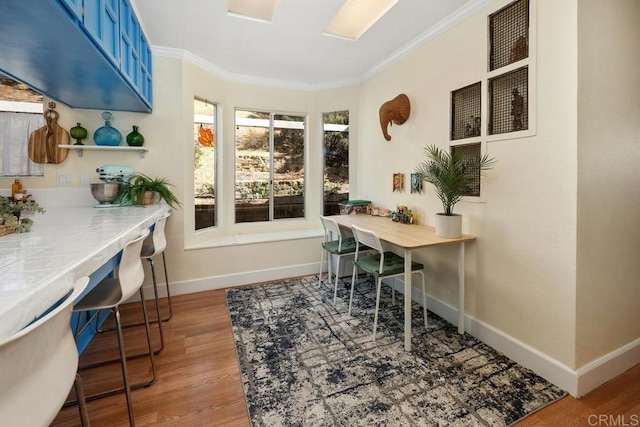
[{"x1": 52, "y1": 289, "x2": 639, "y2": 426}]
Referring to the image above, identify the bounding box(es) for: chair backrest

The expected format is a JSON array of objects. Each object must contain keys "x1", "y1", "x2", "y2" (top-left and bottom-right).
[
  {"x1": 144, "y1": 212, "x2": 170, "y2": 256},
  {"x1": 0, "y1": 276, "x2": 89, "y2": 427},
  {"x1": 119, "y1": 228, "x2": 151, "y2": 303},
  {"x1": 352, "y1": 225, "x2": 390, "y2": 273},
  {"x1": 321, "y1": 216, "x2": 345, "y2": 251}
]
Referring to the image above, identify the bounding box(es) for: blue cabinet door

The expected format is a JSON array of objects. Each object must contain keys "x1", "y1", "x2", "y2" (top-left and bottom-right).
[
  {"x1": 119, "y1": 0, "x2": 140, "y2": 89},
  {"x1": 59, "y1": 0, "x2": 83, "y2": 20},
  {"x1": 83, "y1": 0, "x2": 120, "y2": 66},
  {"x1": 140, "y1": 33, "x2": 153, "y2": 104}
]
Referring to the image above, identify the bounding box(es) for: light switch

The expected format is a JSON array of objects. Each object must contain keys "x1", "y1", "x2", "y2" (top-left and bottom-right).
[{"x1": 56, "y1": 173, "x2": 73, "y2": 186}]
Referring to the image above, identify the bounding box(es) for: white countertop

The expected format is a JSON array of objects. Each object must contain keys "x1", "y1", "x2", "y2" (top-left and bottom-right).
[{"x1": 0, "y1": 203, "x2": 170, "y2": 341}]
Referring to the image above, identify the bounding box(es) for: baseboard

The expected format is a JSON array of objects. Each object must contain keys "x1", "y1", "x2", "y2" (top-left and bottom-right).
[
  {"x1": 575, "y1": 337, "x2": 640, "y2": 397},
  {"x1": 135, "y1": 266, "x2": 639, "y2": 398},
  {"x1": 392, "y1": 281, "x2": 640, "y2": 398},
  {"x1": 136, "y1": 262, "x2": 320, "y2": 300}
]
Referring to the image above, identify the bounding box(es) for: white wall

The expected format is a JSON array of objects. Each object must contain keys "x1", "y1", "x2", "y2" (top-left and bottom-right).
[
  {"x1": 576, "y1": 0, "x2": 640, "y2": 367},
  {"x1": 356, "y1": 0, "x2": 579, "y2": 368}
]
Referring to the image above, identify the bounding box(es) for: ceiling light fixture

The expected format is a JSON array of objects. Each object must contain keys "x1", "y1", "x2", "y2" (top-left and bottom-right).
[
  {"x1": 227, "y1": 0, "x2": 280, "y2": 23},
  {"x1": 323, "y1": 0, "x2": 399, "y2": 40}
]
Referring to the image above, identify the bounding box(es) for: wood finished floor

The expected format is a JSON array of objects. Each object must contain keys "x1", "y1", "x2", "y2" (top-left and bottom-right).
[{"x1": 52, "y1": 289, "x2": 639, "y2": 426}]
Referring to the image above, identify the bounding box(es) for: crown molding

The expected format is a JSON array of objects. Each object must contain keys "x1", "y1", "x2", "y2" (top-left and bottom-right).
[
  {"x1": 152, "y1": 0, "x2": 495, "y2": 91},
  {"x1": 362, "y1": 0, "x2": 495, "y2": 81}
]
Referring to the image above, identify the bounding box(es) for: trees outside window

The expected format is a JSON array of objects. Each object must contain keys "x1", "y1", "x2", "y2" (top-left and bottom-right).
[{"x1": 235, "y1": 110, "x2": 306, "y2": 223}]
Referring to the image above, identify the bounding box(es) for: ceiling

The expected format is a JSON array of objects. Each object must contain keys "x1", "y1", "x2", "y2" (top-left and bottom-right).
[{"x1": 133, "y1": 0, "x2": 491, "y2": 90}]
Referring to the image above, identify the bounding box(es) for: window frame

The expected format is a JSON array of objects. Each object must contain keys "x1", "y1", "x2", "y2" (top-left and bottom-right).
[{"x1": 233, "y1": 108, "x2": 307, "y2": 224}]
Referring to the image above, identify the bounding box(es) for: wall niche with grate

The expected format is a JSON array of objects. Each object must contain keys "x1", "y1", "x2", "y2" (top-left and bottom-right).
[
  {"x1": 451, "y1": 143, "x2": 482, "y2": 197},
  {"x1": 489, "y1": 0, "x2": 529, "y2": 71},
  {"x1": 451, "y1": 82, "x2": 481, "y2": 141},
  {"x1": 488, "y1": 66, "x2": 528, "y2": 135}
]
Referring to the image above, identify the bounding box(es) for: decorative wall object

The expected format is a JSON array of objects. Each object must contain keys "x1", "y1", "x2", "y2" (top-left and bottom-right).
[
  {"x1": 450, "y1": 143, "x2": 482, "y2": 196},
  {"x1": 410, "y1": 173, "x2": 422, "y2": 193},
  {"x1": 451, "y1": 82, "x2": 482, "y2": 140},
  {"x1": 379, "y1": 94, "x2": 411, "y2": 141},
  {"x1": 489, "y1": 0, "x2": 529, "y2": 71},
  {"x1": 488, "y1": 66, "x2": 528, "y2": 135},
  {"x1": 393, "y1": 173, "x2": 404, "y2": 192}
]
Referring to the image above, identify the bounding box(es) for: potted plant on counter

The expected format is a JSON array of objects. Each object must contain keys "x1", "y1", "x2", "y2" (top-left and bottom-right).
[
  {"x1": 415, "y1": 144, "x2": 495, "y2": 238},
  {"x1": 118, "y1": 173, "x2": 181, "y2": 209},
  {"x1": 0, "y1": 195, "x2": 45, "y2": 234}
]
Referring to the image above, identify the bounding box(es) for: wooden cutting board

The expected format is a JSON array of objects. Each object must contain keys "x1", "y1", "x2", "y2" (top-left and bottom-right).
[
  {"x1": 45, "y1": 110, "x2": 69, "y2": 164},
  {"x1": 28, "y1": 123, "x2": 49, "y2": 164}
]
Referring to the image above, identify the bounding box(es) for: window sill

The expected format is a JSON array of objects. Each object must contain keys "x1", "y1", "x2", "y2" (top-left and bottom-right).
[{"x1": 185, "y1": 227, "x2": 323, "y2": 250}]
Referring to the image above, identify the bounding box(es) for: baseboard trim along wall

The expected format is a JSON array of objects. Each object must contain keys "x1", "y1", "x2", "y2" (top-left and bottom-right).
[{"x1": 137, "y1": 263, "x2": 639, "y2": 399}]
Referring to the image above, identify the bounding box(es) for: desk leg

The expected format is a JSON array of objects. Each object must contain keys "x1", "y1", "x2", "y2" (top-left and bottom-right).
[
  {"x1": 404, "y1": 249, "x2": 412, "y2": 351},
  {"x1": 458, "y1": 242, "x2": 465, "y2": 334}
]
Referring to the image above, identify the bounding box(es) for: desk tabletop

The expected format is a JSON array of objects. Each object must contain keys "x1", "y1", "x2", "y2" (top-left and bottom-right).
[
  {"x1": 329, "y1": 214, "x2": 476, "y2": 249},
  {"x1": 0, "y1": 204, "x2": 170, "y2": 341}
]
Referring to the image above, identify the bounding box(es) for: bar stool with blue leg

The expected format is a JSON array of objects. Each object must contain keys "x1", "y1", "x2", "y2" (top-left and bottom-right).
[
  {"x1": 73, "y1": 229, "x2": 155, "y2": 427},
  {"x1": 0, "y1": 276, "x2": 91, "y2": 427}
]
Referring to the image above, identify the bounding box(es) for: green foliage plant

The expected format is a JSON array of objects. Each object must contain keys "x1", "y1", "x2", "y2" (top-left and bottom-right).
[
  {"x1": 415, "y1": 144, "x2": 495, "y2": 216},
  {"x1": 119, "y1": 173, "x2": 181, "y2": 209}
]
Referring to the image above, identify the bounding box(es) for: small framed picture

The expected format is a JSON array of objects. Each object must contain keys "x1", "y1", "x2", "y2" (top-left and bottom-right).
[
  {"x1": 393, "y1": 173, "x2": 404, "y2": 192},
  {"x1": 410, "y1": 173, "x2": 422, "y2": 193}
]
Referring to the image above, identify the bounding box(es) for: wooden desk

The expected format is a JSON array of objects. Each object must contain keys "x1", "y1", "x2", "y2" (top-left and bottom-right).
[{"x1": 330, "y1": 214, "x2": 476, "y2": 351}]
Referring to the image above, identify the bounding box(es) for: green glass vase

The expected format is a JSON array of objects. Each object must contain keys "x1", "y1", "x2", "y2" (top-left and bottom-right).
[
  {"x1": 69, "y1": 122, "x2": 88, "y2": 145},
  {"x1": 126, "y1": 125, "x2": 144, "y2": 147}
]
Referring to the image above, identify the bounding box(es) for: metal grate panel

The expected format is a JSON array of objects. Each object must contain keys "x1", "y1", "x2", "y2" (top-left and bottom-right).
[
  {"x1": 489, "y1": 0, "x2": 529, "y2": 71},
  {"x1": 451, "y1": 82, "x2": 482, "y2": 141},
  {"x1": 451, "y1": 143, "x2": 482, "y2": 197},
  {"x1": 488, "y1": 66, "x2": 528, "y2": 135}
]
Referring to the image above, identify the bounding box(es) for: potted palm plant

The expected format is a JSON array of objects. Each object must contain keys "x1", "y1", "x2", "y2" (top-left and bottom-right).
[
  {"x1": 415, "y1": 144, "x2": 495, "y2": 238},
  {"x1": 118, "y1": 173, "x2": 181, "y2": 209}
]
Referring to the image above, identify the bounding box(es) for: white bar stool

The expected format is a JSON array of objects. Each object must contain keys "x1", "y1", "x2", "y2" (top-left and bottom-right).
[
  {"x1": 73, "y1": 229, "x2": 155, "y2": 427},
  {"x1": 0, "y1": 277, "x2": 91, "y2": 427}
]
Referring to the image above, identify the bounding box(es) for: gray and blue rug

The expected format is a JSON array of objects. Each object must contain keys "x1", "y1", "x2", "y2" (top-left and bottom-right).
[{"x1": 226, "y1": 275, "x2": 566, "y2": 426}]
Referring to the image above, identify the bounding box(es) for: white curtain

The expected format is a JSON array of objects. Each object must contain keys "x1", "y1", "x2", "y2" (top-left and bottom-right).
[{"x1": 0, "y1": 112, "x2": 45, "y2": 176}]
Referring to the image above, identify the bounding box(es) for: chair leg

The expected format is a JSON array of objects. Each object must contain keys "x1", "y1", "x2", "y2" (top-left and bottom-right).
[
  {"x1": 348, "y1": 263, "x2": 357, "y2": 316},
  {"x1": 146, "y1": 258, "x2": 165, "y2": 354},
  {"x1": 372, "y1": 277, "x2": 383, "y2": 341},
  {"x1": 114, "y1": 308, "x2": 136, "y2": 427},
  {"x1": 74, "y1": 374, "x2": 90, "y2": 427},
  {"x1": 332, "y1": 256, "x2": 341, "y2": 305},
  {"x1": 391, "y1": 277, "x2": 396, "y2": 305},
  {"x1": 318, "y1": 247, "x2": 325, "y2": 287},
  {"x1": 419, "y1": 271, "x2": 427, "y2": 328},
  {"x1": 139, "y1": 288, "x2": 158, "y2": 388},
  {"x1": 159, "y1": 252, "x2": 173, "y2": 322}
]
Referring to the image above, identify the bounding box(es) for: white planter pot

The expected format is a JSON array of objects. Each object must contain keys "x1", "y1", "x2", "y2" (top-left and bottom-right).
[{"x1": 435, "y1": 213, "x2": 462, "y2": 238}]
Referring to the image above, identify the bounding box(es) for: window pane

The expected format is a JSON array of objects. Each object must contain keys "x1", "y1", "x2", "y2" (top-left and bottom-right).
[
  {"x1": 273, "y1": 114, "x2": 305, "y2": 220},
  {"x1": 323, "y1": 111, "x2": 349, "y2": 215},
  {"x1": 194, "y1": 98, "x2": 216, "y2": 230},
  {"x1": 235, "y1": 110, "x2": 270, "y2": 223}
]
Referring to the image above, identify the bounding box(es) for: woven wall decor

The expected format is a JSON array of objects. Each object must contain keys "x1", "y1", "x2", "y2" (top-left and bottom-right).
[{"x1": 379, "y1": 94, "x2": 411, "y2": 141}]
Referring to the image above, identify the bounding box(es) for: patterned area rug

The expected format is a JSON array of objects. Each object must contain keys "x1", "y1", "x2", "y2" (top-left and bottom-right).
[{"x1": 226, "y1": 275, "x2": 566, "y2": 426}]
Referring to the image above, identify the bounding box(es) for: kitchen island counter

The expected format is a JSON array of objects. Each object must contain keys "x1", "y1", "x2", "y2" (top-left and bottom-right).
[{"x1": 0, "y1": 203, "x2": 170, "y2": 341}]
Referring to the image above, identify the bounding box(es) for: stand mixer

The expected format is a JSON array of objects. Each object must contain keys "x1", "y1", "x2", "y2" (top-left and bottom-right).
[{"x1": 91, "y1": 165, "x2": 135, "y2": 207}]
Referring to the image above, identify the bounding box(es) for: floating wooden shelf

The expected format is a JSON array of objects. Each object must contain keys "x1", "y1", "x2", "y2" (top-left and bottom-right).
[{"x1": 59, "y1": 145, "x2": 148, "y2": 158}]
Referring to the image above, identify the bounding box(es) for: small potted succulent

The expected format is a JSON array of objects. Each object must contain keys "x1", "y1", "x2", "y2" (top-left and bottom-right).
[{"x1": 118, "y1": 173, "x2": 181, "y2": 209}]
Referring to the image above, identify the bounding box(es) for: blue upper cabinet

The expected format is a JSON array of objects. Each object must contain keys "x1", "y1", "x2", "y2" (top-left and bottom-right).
[
  {"x1": 0, "y1": 0, "x2": 152, "y2": 112},
  {"x1": 83, "y1": 0, "x2": 121, "y2": 66}
]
